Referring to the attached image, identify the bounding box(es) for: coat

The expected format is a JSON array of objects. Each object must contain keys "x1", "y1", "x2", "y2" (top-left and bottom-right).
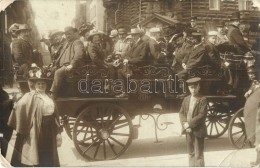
[
  {"x1": 12, "y1": 38, "x2": 33, "y2": 66},
  {"x1": 179, "y1": 95, "x2": 207, "y2": 138},
  {"x1": 227, "y1": 24, "x2": 250, "y2": 55},
  {"x1": 204, "y1": 41, "x2": 221, "y2": 68},
  {"x1": 186, "y1": 43, "x2": 207, "y2": 69},
  {"x1": 126, "y1": 38, "x2": 152, "y2": 66},
  {"x1": 55, "y1": 39, "x2": 87, "y2": 68},
  {"x1": 8, "y1": 91, "x2": 60, "y2": 165}
]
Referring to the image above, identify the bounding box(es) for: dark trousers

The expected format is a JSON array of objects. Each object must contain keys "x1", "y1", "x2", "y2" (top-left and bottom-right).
[
  {"x1": 186, "y1": 133, "x2": 205, "y2": 167},
  {"x1": 0, "y1": 124, "x2": 13, "y2": 157}
]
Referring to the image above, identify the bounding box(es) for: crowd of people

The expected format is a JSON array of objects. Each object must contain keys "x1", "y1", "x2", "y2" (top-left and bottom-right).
[
  {"x1": 7, "y1": 11, "x2": 260, "y2": 98},
  {"x1": 1, "y1": 11, "x2": 260, "y2": 167}
]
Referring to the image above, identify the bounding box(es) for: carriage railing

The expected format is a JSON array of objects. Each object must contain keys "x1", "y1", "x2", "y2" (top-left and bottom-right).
[
  {"x1": 188, "y1": 65, "x2": 224, "y2": 80},
  {"x1": 220, "y1": 52, "x2": 255, "y2": 69}
]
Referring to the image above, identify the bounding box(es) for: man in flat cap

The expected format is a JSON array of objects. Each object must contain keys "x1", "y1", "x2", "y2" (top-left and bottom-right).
[
  {"x1": 227, "y1": 12, "x2": 250, "y2": 55},
  {"x1": 179, "y1": 77, "x2": 207, "y2": 167},
  {"x1": 50, "y1": 26, "x2": 88, "y2": 98}
]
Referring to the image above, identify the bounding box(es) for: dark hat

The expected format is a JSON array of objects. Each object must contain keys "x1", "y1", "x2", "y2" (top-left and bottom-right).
[
  {"x1": 230, "y1": 12, "x2": 240, "y2": 21},
  {"x1": 191, "y1": 16, "x2": 198, "y2": 21},
  {"x1": 28, "y1": 65, "x2": 52, "y2": 81},
  {"x1": 16, "y1": 24, "x2": 31, "y2": 33},
  {"x1": 216, "y1": 21, "x2": 226, "y2": 28},
  {"x1": 64, "y1": 26, "x2": 77, "y2": 33},
  {"x1": 186, "y1": 77, "x2": 201, "y2": 85},
  {"x1": 78, "y1": 22, "x2": 94, "y2": 36},
  {"x1": 118, "y1": 28, "x2": 127, "y2": 35}
]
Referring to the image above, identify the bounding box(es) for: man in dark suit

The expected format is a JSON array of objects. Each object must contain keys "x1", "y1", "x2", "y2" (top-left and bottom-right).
[
  {"x1": 0, "y1": 86, "x2": 13, "y2": 158},
  {"x1": 179, "y1": 77, "x2": 207, "y2": 167},
  {"x1": 12, "y1": 24, "x2": 34, "y2": 78},
  {"x1": 116, "y1": 28, "x2": 151, "y2": 98},
  {"x1": 227, "y1": 12, "x2": 250, "y2": 55},
  {"x1": 50, "y1": 26, "x2": 87, "y2": 98},
  {"x1": 178, "y1": 32, "x2": 207, "y2": 79}
]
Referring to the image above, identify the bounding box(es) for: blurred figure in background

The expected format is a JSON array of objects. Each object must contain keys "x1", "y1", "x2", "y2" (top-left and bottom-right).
[
  {"x1": 0, "y1": 85, "x2": 13, "y2": 158},
  {"x1": 216, "y1": 21, "x2": 229, "y2": 45}
]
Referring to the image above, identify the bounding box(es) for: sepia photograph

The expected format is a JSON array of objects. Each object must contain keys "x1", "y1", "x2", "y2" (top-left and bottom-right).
[{"x1": 0, "y1": 0, "x2": 260, "y2": 167}]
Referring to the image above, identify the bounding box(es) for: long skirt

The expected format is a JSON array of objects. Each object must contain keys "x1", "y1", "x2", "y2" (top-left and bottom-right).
[
  {"x1": 244, "y1": 88, "x2": 260, "y2": 145},
  {"x1": 11, "y1": 115, "x2": 60, "y2": 167}
]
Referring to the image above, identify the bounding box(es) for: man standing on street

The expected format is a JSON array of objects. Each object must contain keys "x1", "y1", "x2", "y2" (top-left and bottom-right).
[{"x1": 179, "y1": 77, "x2": 207, "y2": 167}]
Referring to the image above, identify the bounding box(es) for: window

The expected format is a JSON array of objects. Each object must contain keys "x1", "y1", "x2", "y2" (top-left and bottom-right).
[
  {"x1": 209, "y1": 0, "x2": 220, "y2": 10},
  {"x1": 239, "y1": 0, "x2": 252, "y2": 10}
]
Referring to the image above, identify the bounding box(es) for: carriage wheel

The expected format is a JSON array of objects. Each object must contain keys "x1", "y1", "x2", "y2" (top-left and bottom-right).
[
  {"x1": 228, "y1": 108, "x2": 249, "y2": 149},
  {"x1": 73, "y1": 103, "x2": 133, "y2": 161},
  {"x1": 206, "y1": 102, "x2": 229, "y2": 138},
  {"x1": 63, "y1": 116, "x2": 76, "y2": 139}
]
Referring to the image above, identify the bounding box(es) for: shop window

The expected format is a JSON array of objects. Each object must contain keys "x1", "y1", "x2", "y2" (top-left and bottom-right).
[{"x1": 209, "y1": 0, "x2": 220, "y2": 10}]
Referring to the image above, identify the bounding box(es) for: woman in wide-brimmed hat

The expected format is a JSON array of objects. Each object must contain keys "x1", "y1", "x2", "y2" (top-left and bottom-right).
[{"x1": 8, "y1": 66, "x2": 62, "y2": 167}]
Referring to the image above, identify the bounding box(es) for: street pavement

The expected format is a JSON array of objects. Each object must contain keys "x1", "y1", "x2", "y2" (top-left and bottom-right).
[{"x1": 4, "y1": 113, "x2": 256, "y2": 167}]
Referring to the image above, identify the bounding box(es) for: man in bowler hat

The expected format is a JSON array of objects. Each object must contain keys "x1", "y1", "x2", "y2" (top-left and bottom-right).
[{"x1": 179, "y1": 77, "x2": 207, "y2": 167}]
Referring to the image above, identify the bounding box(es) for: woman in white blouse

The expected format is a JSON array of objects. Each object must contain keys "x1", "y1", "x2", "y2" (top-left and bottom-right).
[{"x1": 8, "y1": 68, "x2": 62, "y2": 167}]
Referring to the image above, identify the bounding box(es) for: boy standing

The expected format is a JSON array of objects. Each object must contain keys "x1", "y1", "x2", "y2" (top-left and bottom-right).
[{"x1": 179, "y1": 77, "x2": 207, "y2": 167}]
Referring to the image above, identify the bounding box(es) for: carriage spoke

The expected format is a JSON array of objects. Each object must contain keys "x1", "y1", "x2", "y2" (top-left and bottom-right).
[
  {"x1": 103, "y1": 141, "x2": 106, "y2": 160},
  {"x1": 216, "y1": 121, "x2": 225, "y2": 129},
  {"x1": 210, "y1": 122, "x2": 214, "y2": 135},
  {"x1": 235, "y1": 133, "x2": 245, "y2": 144},
  {"x1": 93, "y1": 141, "x2": 101, "y2": 159},
  {"x1": 109, "y1": 114, "x2": 123, "y2": 128},
  {"x1": 111, "y1": 132, "x2": 130, "y2": 136},
  {"x1": 113, "y1": 123, "x2": 129, "y2": 131},
  {"x1": 109, "y1": 136, "x2": 125, "y2": 148},
  {"x1": 107, "y1": 139, "x2": 117, "y2": 156},
  {"x1": 83, "y1": 138, "x2": 98, "y2": 154},
  {"x1": 232, "y1": 130, "x2": 243, "y2": 136},
  {"x1": 206, "y1": 121, "x2": 211, "y2": 128},
  {"x1": 76, "y1": 126, "x2": 86, "y2": 135},
  {"x1": 80, "y1": 135, "x2": 98, "y2": 142},
  {"x1": 214, "y1": 122, "x2": 219, "y2": 135}
]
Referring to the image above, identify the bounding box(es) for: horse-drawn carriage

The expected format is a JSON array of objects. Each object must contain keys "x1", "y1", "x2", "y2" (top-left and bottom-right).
[{"x1": 14, "y1": 49, "x2": 260, "y2": 161}]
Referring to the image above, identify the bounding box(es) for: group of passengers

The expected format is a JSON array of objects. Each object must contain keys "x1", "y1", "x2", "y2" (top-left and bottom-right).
[{"x1": 9, "y1": 11, "x2": 259, "y2": 98}]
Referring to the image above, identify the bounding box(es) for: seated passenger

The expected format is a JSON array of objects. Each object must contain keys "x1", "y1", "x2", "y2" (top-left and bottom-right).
[
  {"x1": 50, "y1": 26, "x2": 88, "y2": 98},
  {"x1": 113, "y1": 27, "x2": 132, "y2": 59},
  {"x1": 216, "y1": 22, "x2": 229, "y2": 45},
  {"x1": 48, "y1": 29, "x2": 65, "y2": 62},
  {"x1": 178, "y1": 32, "x2": 207, "y2": 79},
  {"x1": 87, "y1": 30, "x2": 116, "y2": 80},
  {"x1": 205, "y1": 31, "x2": 221, "y2": 69},
  {"x1": 171, "y1": 33, "x2": 191, "y2": 73},
  {"x1": 116, "y1": 28, "x2": 152, "y2": 98}
]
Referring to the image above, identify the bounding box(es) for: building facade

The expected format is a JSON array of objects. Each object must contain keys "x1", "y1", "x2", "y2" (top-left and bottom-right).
[{"x1": 103, "y1": 0, "x2": 260, "y2": 36}]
